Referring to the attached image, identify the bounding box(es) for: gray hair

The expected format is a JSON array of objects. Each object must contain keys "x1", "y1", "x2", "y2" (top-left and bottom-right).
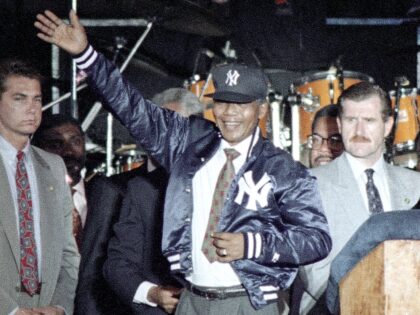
[{"x1": 152, "y1": 88, "x2": 203, "y2": 116}]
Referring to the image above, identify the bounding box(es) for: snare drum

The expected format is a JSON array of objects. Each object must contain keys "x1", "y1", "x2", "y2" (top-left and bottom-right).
[
  {"x1": 294, "y1": 70, "x2": 374, "y2": 144},
  {"x1": 113, "y1": 145, "x2": 145, "y2": 174},
  {"x1": 389, "y1": 88, "x2": 419, "y2": 167},
  {"x1": 188, "y1": 76, "x2": 268, "y2": 137}
]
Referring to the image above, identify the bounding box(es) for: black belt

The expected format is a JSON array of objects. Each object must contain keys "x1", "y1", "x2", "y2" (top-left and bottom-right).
[{"x1": 186, "y1": 283, "x2": 247, "y2": 300}]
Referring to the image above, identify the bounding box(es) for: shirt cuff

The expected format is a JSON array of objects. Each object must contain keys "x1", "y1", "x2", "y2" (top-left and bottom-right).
[
  {"x1": 9, "y1": 307, "x2": 18, "y2": 315},
  {"x1": 73, "y1": 44, "x2": 98, "y2": 70},
  {"x1": 133, "y1": 281, "x2": 158, "y2": 307},
  {"x1": 55, "y1": 305, "x2": 67, "y2": 315}
]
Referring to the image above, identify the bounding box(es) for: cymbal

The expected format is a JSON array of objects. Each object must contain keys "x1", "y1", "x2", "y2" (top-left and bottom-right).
[
  {"x1": 86, "y1": 141, "x2": 105, "y2": 153},
  {"x1": 114, "y1": 143, "x2": 139, "y2": 155}
]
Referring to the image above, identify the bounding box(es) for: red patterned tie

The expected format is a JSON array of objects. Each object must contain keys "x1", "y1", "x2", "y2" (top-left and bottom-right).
[
  {"x1": 71, "y1": 188, "x2": 83, "y2": 249},
  {"x1": 16, "y1": 151, "x2": 40, "y2": 295},
  {"x1": 202, "y1": 148, "x2": 240, "y2": 262}
]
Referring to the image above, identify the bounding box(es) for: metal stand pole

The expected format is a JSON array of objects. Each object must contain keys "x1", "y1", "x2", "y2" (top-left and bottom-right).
[
  {"x1": 291, "y1": 104, "x2": 301, "y2": 161},
  {"x1": 71, "y1": 0, "x2": 79, "y2": 119},
  {"x1": 51, "y1": 45, "x2": 61, "y2": 114}
]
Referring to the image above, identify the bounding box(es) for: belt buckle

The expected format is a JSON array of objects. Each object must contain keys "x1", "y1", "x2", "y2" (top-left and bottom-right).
[
  {"x1": 202, "y1": 289, "x2": 224, "y2": 300},
  {"x1": 216, "y1": 290, "x2": 226, "y2": 300}
]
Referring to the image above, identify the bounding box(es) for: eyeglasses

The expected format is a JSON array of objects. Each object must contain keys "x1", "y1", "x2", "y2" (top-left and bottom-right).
[{"x1": 307, "y1": 133, "x2": 343, "y2": 151}]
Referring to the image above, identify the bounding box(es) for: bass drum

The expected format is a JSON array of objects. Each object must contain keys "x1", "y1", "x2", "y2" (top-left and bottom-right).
[
  {"x1": 389, "y1": 88, "x2": 419, "y2": 169},
  {"x1": 188, "y1": 76, "x2": 268, "y2": 138},
  {"x1": 294, "y1": 70, "x2": 374, "y2": 144}
]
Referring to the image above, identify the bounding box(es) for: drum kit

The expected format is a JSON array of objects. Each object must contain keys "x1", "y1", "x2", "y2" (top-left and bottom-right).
[
  {"x1": 41, "y1": 0, "x2": 418, "y2": 175},
  {"x1": 186, "y1": 66, "x2": 420, "y2": 169}
]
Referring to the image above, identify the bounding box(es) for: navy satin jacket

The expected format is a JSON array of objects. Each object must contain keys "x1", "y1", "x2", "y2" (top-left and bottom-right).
[{"x1": 76, "y1": 46, "x2": 332, "y2": 309}]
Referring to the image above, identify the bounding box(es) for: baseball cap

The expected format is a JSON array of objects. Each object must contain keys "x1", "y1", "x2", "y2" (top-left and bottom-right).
[{"x1": 206, "y1": 63, "x2": 269, "y2": 103}]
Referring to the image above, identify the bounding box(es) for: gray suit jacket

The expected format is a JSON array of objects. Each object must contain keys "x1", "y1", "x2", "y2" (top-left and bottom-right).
[
  {"x1": 296, "y1": 154, "x2": 420, "y2": 314},
  {"x1": 0, "y1": 146, "x2": 80, "y2": 314}
]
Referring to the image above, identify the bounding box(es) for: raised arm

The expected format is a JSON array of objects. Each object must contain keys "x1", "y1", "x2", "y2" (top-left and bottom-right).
[{"x1": 34, "y1": 10, "x2": 87, "y2": 55}]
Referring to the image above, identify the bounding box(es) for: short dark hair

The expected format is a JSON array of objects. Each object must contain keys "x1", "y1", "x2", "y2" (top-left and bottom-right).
[
  {"x1": 311, "y1": 104, "x2": 339, "y2": 133},
  {"x1": 337, "y1": 81, "x2": 392, "y2": 121},
  {"x1": 0, "y1": 59, "x2": 43, "y2": 95},
  {"x1": 32, "y1": 114, "x2": 84, "y2": 146}
]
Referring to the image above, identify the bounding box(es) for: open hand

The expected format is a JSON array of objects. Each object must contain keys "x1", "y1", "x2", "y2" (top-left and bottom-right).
[{"x1": 34, "y1": 10, "x2": 88, "y2": 55}]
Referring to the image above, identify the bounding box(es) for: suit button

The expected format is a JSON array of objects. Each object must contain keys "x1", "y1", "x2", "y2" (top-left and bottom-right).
[
  {"x1": 185, "y1": 188, "x2": 191, "y2": 193},
  {"x1": 200, "y1": 157, "x2": 205, "y2": 162},
  {"x1": 15, "y1": 285, "x2": 20, "y2": 292},
  {"x1": 185, "y1": 217, "x2": 191, "y2": 222}
]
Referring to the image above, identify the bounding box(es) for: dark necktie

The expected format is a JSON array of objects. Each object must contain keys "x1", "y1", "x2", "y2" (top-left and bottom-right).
[
  {"x1": 202, "y1": 148, "x2": 240, "y2": 262},
  {"x1": 71, "y1": 188, "x2": 83, "y2": 249},
  {"x1": 16, "y1": 151, "x2": 40, "y2": 295},
  {"x1": 365, "y1": 168, "x2": 384, "y2": 214}
]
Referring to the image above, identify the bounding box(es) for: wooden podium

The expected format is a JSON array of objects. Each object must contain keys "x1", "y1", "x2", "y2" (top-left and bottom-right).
[{"x1": 339, "y1": 240, "x2": 420, "y2": 315}]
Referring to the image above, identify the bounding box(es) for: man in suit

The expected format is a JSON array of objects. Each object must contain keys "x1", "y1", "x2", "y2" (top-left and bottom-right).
[
  {"x1": 308, "y1": 104, "x2": 343, "y2": 168},
  {"x1": 296, "y1": 82, "x2": 420, "y2": 314},
  {"x1": 32, "y1": 114, "x2": 89, "y2": 246},
  {"x1": 0, "y1": 59, "x2": 79, "y2": 314},
  {"x1": 103, "y1": 88, "x2": 202, "y2": 314},
  {"x1": 32, "y1": 114, "x2": 137, "y2": 314}
]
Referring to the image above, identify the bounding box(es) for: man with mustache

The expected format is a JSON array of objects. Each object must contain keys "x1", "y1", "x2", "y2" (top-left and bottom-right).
[
  {"x1": 308, "y1": 104, "x2": 343, "y2": 168},
  {"x1": 294, "y1": 82, "x2": 420, "y2": 314}
]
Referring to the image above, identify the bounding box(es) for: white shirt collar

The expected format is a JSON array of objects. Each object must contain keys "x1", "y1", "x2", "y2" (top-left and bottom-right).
[
  {"x1": 72, "y1": 178, "x2": 86, "y2": 195},
  {"x1": 0, "y1": 134, "x2": 30, "y2": 161},
  {"x1": 220, "y1": 127, "x2": 260, "y2": 158},
  {"x1": 345, "y1": 152, "x2": 386, "y2": 182}
]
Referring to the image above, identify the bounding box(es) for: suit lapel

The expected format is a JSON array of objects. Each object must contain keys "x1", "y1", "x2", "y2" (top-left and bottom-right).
[
  {"x1": 385, "y1": 164, "x2": 413, "y2": 209},
  {"x1": 30, "y1": 148, "x2": 61, "y2": 301},
  {"x1": 334, "y1": 155, "x2": 368, "y2": 230},
  {"x1": 0, "y1": 154, "x2": 20, "y2": 268}
]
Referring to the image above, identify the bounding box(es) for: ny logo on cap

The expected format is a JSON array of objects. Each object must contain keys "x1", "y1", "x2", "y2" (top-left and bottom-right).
[{"x1": 225, "y1": 70, "x2": 240, "y2": 86}]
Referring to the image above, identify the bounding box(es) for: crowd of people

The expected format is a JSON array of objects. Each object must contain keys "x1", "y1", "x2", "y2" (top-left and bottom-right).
[{"x1": 0, "y1": 8, "x2": 419, "y2": 315}]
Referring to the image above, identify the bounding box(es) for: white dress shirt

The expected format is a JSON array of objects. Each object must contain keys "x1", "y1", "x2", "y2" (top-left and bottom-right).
[
  {"x1": 190, "y1": 129, "x2": 259, "y2": 287},
  {"x1": 345, "y1": 153, "x2": 392, "y2": 213},
  {"x1": 0, "y1": 135, "x2": 43, "y2": 278},
  {"x1": 133, "y1": 131, "x2": 259, "y2": 306},
  {"x1": 72, "y1": 179, "x2": 88, "y2": 227}
]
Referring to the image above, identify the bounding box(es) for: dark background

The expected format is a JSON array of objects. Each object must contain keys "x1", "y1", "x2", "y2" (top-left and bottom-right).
[{"x1": 1, "y1": 0, "x2": 419, "y2": 147}]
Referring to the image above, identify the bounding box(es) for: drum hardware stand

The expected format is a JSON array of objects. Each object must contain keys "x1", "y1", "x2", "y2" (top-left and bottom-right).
[
  {"x1": 268, "y1": 90, "x2": 290, "y2": 150},
  {"x1": 334, "y1": 55, "x2": 345, "y2": 93},
  {"x1": 386, "y1": 77, "x2": 410, "y2": 163},
  {"x1": 292, "y1": 85, "x2": 320, "y2": 113},
  {"x1": 287, "y1": 84, "x2": 302, "y2": 161},
  {"x1": 199, "y1": 73, "x2": 213, "y2": 102}
]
